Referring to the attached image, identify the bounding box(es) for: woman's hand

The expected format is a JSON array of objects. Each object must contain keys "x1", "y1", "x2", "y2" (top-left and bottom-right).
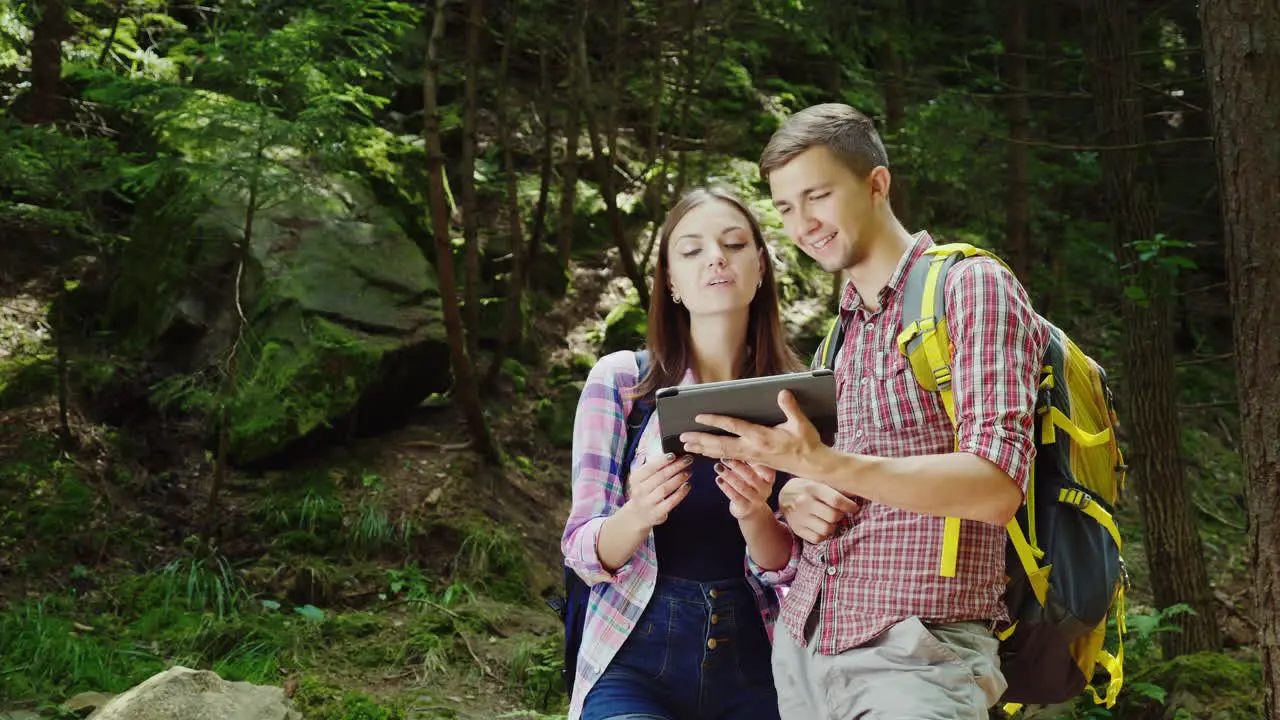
[
  {"x1": 714, "y1": 459, "x2": 777, "y2": 521},
  {"x1": 622, "y1": 452, "x2": 694, "y2": 529}
]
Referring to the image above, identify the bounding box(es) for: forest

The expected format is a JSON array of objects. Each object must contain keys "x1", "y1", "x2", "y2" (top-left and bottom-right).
[{"x1": 0, "y1": 0, "x2": 1277, "y2": 718}]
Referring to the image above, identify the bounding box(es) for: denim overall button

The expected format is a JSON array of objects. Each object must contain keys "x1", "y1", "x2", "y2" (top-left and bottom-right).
[{"x1": 707, "y1": 638, "x2": 718, "y2": 650}]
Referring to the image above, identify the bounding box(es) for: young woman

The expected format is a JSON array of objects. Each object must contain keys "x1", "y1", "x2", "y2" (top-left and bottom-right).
[{"x1": 562, "y1": 187, "x2": 804, "y2": 720}]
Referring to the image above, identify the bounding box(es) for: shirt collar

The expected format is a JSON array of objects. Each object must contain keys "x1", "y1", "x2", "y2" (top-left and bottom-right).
[{"x1": 838, "y1": 230, "x2": 934, "y2": 313}]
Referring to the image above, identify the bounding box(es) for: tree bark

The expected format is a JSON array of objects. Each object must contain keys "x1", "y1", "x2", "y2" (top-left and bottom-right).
[
  {"x1": 460, "y1": 0, "x2": 484, "y2": 361},
  {"x1": 555, "y1": 4, "x2": 584, "y2": 271},
  {"x1": 671, "y1": 0, "x2": 698, "y2": 201},
  {"x1": 1200, "y1": 0, "x2": 1280, "y2": 714},
  {"x1": 577, "y1": 0, "x2": 649, "y2": 307},
  {"x1": 527, "y1": 47, "x2": 554, "y2": 270},
  {"x1": 1090, "y1": 0, "x2": 1220, "y2": 657},
  {"x1": 425, "y1": 0, "x2": 500, "y2": 465},
  {"x1": 1038, "y1": 0, "x2": 1065, "y2": 317},
  {"x1": 28, "y1": 0, "x2": 70, "y2": 125},
  {"x1": 640, "y1": 0, "x2": 666, "y2": 274},
  {"x1": 879, "y1": 2, "x2": 910, "y2": 229},
  {"x1": 209, "y1": 133, "x2": 263, "y2": 542},
  {"x1": 486, "y1": 2, "x2": 526, "y2": 389},
  {"x1": 1003, "y1": 0, "x2": 1031, "y2": 282}
]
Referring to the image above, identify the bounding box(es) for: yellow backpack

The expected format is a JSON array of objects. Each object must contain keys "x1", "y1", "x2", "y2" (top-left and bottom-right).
[{"x1": 813, "y1": 242, "x2": 1129, "y2": 715}]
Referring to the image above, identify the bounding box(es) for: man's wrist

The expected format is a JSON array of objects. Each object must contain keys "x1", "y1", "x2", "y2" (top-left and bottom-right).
[
  {"x1": 810, "y1": 448, "x2": 876, "y2": 496},
  {"x1": 807, "y1": 445, "x2": 843, "y2": 483}
]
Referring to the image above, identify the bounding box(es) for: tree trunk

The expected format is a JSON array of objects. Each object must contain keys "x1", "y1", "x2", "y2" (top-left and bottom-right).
[
  {"x1": 425, "y1": 0, "x2": 500, "y2": 465},
  {"x1": 555, "y1": 6, "x2": 583, "y2": 272},
  {"x1": 1003, "y1": 0, "x2": 1031, "y2": 282},
  {"x1": 486, "y1": 2, "x2": 526, "y2": 389},
  {"x1": 96, "y1": 0, "x2": 124, "y2": 69},
  {"x1": 460, "y1": 0, "x2": 484, "y2": 361},
  {"x1": 640, "y1": 0, "x2": 666, "y2": 274},
  {"x1": 1038, "y1": 0, "x2": 1065, "y2": 318},
  {"x1": 55, "y1": 289, "x2": 72, "y2": 449},
  {"x1": 209, "y1": 145, "x2": 261, "y2": 542},
  {"x1": 28, "y1": 0, "x2": 70, "y2": 124},
  {"x1": 672, "y1": 0, "x2": 698, "y2": 201},
  {"x1": 1090, "y1": 0, "x2": 1220, "y2": 657},
  {"x1": 880, "y1": 31, "x2": 910, "y2": 227},
  {"x1": 1200, "y1": 0, "x2": 1280, "y2": 713},
  {"x1": 527, "y1": 47, "x2": 554, "y2": 269},
  {"x1": 577, "y1": 0, "x2": 649, "y2": 307}
]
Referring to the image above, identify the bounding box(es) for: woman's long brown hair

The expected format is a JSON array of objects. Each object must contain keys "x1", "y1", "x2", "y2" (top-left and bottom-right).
[{"x1": 632, "y1": 187, "x2": 804, "y2": 399}]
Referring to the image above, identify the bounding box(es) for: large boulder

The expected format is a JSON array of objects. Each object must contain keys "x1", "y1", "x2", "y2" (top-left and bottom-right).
[
  {"x1": 139, "y1": 175, "x2": 451, "y2": 464},
  {"x1": 86, "y1": 666, "x2": 300, "y2": 720}
]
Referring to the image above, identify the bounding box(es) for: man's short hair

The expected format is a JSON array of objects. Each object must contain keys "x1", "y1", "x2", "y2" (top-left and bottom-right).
[{"x1": 759, "y1": 103, "x2": 890, "y2": 181}]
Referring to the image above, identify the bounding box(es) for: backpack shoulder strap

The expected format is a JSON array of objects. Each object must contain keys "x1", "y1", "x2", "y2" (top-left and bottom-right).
[
  {"x1": 897, "y1": 242, "x2": 1011, "y2": 579},
  {"x1": 813, "y1": 315, "x2": 846, "y2": 371},
  {"x1": 897, "y1": 242, "x2": 1009, "y2": 426},
  {"x1": 622, "y1": 350, "x2": 656, "y2": 474}
]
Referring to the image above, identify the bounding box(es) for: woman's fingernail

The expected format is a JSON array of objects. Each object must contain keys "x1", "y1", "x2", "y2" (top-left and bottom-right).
[{"x1": 714, "y1": 463, "x2": 725, "y2": 473}]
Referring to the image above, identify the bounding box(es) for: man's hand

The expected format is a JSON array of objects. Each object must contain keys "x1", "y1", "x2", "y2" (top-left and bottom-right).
[
  {"x1": 679, "y1": 390, "x2": 831, "y2": 478},
  {"x1": 778, "y1": 477, "x2": 860, "y2": 543}
]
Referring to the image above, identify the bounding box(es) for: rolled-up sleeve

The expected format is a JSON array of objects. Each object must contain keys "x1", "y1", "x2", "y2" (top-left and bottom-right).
[
  {"x1": 945, "y1": 258, "x2": 1049, "y2": 494},
  {"x1": 561, "y1": 352, "x2": 640, "y2": 586},
  {"x1": 745, "y1": 519, "x2": 801, "y2": 587},
  {"x1": 745, "y1": 471, "x2": 801, "y2": 586}
]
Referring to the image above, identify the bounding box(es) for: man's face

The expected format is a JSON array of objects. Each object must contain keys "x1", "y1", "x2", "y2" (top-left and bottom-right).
[{"x1": 767, "y1": 145, "x2": 879, "y2": 273}]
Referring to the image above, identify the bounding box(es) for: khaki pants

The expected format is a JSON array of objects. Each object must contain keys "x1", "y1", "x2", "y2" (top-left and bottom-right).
[{"x1": 771, "y1": 611, "x2": 1006, "y2": 719}]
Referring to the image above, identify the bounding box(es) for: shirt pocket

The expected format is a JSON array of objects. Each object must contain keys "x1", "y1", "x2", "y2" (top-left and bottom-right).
[{"x1": 871, "y1": 349, "x2": 936, "y2": 430}]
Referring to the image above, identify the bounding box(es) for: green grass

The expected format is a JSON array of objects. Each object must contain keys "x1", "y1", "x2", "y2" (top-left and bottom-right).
[{"x1": 452, "y1": 522, "x2": 530, "y2": 604}]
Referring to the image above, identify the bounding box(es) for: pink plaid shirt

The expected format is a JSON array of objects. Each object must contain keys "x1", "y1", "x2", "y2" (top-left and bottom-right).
[
  {"x1": 780, "y1": 232, "x2": 1049, "y2": 654},
  {"x1": 561, "y1": 350, "x2": 801, "y2": 720}
]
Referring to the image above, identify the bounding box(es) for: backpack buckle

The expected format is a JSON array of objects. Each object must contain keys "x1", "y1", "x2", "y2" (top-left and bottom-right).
[
  {"x1": 932, "y1": 364, "x2": 952, "y2": 389},
  {"x1": 1060, "y1": 488, "x2": 1092, "y2": 509}
]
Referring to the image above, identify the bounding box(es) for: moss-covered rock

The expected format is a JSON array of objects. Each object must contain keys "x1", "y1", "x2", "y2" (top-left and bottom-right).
[
  {"x1": 1122, "y1": 651, "x2": 1264, "y2": 720},
  {"x1": 600, "y1": 297, "x2": 647, "y2": 356},
  {"x1": 118, "y1": 173, "x2": 451, "y2": 464},
  {"x1": 535, "y1": 382, "x2": 581, "y2": 450}
]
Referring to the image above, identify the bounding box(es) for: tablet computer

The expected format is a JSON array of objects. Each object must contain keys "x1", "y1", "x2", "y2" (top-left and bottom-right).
[{"x1": 654, "y1": 369, "x2": 838, "y2": 456}]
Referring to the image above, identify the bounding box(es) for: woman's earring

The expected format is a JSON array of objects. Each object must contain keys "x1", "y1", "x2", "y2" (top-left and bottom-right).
[
  {"x1": 672, "y1": 293, "x2": 682, "y2": 305},
  {"x1": 757, "y1": 278, "x2": 763, "y2": 289}
]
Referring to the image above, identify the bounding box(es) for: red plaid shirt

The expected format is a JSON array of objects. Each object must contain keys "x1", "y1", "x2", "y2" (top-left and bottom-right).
[{"x1": 781, "y1": 232, "x2": 1049, "y2": 654}]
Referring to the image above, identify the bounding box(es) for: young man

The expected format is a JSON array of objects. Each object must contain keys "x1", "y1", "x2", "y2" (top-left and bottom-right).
[{"x1": 678, "y1": 103, "x2": 1050, "y2": 719}]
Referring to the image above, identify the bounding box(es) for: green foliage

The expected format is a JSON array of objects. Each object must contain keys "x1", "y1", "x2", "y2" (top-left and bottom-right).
[
  {"x1": 0, "y1": 119, "x2": 130, "y2": 244},
  {"x1": 348, "y1": 499, "x2": 396, "y2": 555},
  {"x1": 123, "y1": 552, "x2": 249, "y2": 623},
  {"x1": 508, "y1": 634, "x2": 567, "y2": 713},
  {"x1": 0, "y1": 433, "x2": 115, "y2": 575},
  {"x1": 534, "y1": 386, "x2": 581, "y2": 450},
  {"x1": 452, "y1": 522, "x2": 531, "y2": 604},
  {"x1": 292, "y1": 677, "x2": 406, "y2": 720},
  {"x1": 233, "y1": 319, "x2": 381, "y2": 461},
  {"x1": 0, "y1": 598, "x2": 165, "y2": 701},
  {"x1": 599, "y1": 301, "x2": 647, "y2": 356}
]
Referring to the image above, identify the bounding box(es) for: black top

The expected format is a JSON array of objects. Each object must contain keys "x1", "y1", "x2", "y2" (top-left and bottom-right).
[{"x1": 652, "y1": 456, "x2": 785, "y2": 582}]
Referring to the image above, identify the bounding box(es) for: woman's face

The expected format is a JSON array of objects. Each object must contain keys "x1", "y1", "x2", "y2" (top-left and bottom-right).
[{"x1": 665, "y1": 199, "x2": 765, "y2": 318}]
